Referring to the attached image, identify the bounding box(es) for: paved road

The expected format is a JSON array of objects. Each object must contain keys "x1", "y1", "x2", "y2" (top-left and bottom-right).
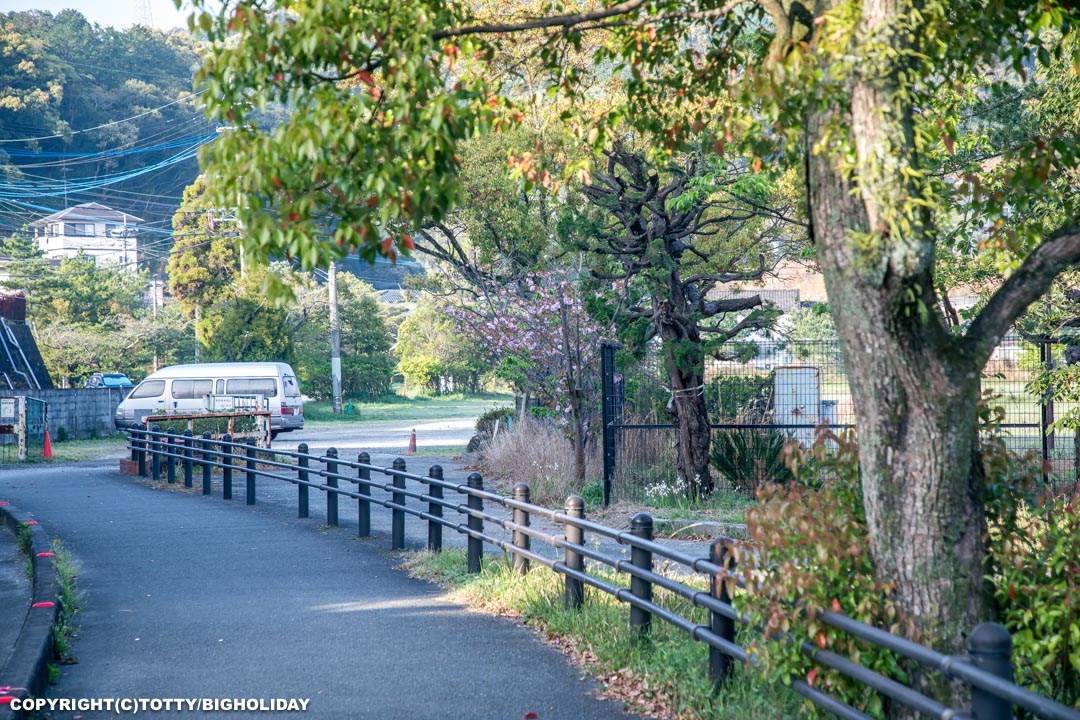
[
  {"x1": 274, "y1": 418, "x2": 475, "y2": 456},
  {"x1": 0, "y1": 460, "x2": 630, "y2": 720}
]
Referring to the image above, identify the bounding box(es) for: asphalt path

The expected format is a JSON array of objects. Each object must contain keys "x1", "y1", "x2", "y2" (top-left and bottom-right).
[{"x1": 0, "y1": 460, "x2": 631, "y2": 720}]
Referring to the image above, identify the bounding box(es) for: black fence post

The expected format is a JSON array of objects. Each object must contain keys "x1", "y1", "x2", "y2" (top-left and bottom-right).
[
  {"x1": 428, "y1": 465, "x2": 443, "y2": 552},
  {"x1": 600, "y1": 342, "x2": 617, "y2": 507},
  {"x1": 968, "y1": 623, "x2": 1014, "y2": 720},
  {"x1": 297, "y1": 443, "x2": 310, "y2": 519},
  {"x1": 512, "y1": 482, "x2": 531, "y2": 575},
  {"x1": 357, "y1": 452, "x2": 371, "y2": 537},
  {"x1": 392, "y1": 458, "x2": 407, "y2": 550},
  {"x1": 221, "y1": 434, "x2": 233, "y2": 500},
  {"x1": 182, "y1": 429, "x2": 194, "y2": 488},
  {"x1": 130, "y1": 430, "x2": 139, "y2": 461},
  {"x1": 466, "y1": 472, "x2": 484, "y2": 573},
  {"x1": 201, "y1": 431, "x2": 212, "y2": 495},
  {"x1": 166, "y1": 427, "x2": 176, "y2": 484},
  {"x1": 135, "y1": 427, "x2": 147, "y2": 477},
  {"x1": 326, "y1": 447, "x2": 339, "y2": 526},
  {"x1": 709, "y1": 537, "x2": 736, "y2": 690},
  {"x1": 564, "y1": 495, "x2": 585, "y2": 609},
  {"x1": 630, "y1": 513, "x2": 653, "y2": 636},
  {"x1": 245, "y1": 437, "x2": 257, "y2": 505},
  {"x1": 150, "y1": 424, "x2": 160, "y2": 481}
]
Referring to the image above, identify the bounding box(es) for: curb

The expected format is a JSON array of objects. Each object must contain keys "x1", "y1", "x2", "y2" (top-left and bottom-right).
[{"x1": 0, "y1": 502, "x2": 60, "y2": 720}]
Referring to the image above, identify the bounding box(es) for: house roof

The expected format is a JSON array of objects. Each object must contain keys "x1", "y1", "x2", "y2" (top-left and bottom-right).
[{"x1": 28, "y1": 202, "x2": 143, "y2": 227}]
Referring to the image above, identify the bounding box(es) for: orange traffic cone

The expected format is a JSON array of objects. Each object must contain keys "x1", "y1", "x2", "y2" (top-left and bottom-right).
[
  {"x1": 406, "y1": 429, "x2": 417, "y2": 456},
  {"x1": 43, "y1": 430, "x2": 53, "y2": 460}
]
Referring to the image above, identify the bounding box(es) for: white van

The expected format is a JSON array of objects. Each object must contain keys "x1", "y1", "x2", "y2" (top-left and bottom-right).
[{"x1": 114, "y1": 362, "x2": 304, "y2": 434}]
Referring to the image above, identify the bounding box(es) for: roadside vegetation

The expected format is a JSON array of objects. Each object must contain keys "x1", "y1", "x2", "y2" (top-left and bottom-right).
[
  {"x1": 302, "y1": 392, "x2": 513, "y2": 425},
  {"x1": 399, "y1": 548, "x2": 801, "y2": 720}
]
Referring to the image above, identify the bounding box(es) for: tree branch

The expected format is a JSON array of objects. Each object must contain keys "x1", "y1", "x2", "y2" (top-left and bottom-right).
[
  {"x1": 963, "y1": 225, "x2": 1080, "y2": 367},
  {"x1": 433, "y1": 0, "x2": 650, "y2": 39}
]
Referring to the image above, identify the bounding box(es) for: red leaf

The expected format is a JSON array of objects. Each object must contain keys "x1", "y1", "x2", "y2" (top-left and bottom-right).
[
  {"x1": 943, "y1": 135, "x2": 955, "y2": 156},
  {"x1": 400, "y1": 234, "x2": 415, "y2": 250},
  {"x1": 831, "y1": 598, "x2": 841, "y2": 612},
  {"x1": 287, "y1": 212, "x2": 299, "y2": 222},
  {"x1": 1008, "y1": 582, "x2": 1016, "y2": 601},
  {"x1": 357, "y1": 71, "x2": 375, "y2": 87},
  {"x1": 807, "y1": 668, "x2": 818, "y2": 688},
  {"x1": 381, "y1": 237, "x2": 393, "y2": 254}
]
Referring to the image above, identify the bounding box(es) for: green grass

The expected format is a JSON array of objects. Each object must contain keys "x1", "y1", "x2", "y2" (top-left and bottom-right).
[
  {"x1": 399, "y1": 548, "x2": 803, "y2": 720},
  {"x1": 51, "y1": 539, "x2": 83, "y2": 664},
  {"x1": 303, "y1": 393, "x2": 513, "y2": 425},
  {"x1": 2, "y1": 433, "x2": 128, "y2": 464}
]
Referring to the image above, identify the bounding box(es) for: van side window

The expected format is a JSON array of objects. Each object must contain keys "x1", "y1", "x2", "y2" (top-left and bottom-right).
[
  {"x1": 216, "y1": 380, "x2": 224, "y2": 394},
  {"x1": 173, "y1": 379, "x2": 213, "y2": 400},
  {"x1": 282, "y1": 375, "x2": 301, "y2": 398},
  {"x1": 130, "y1": 380, "x2": 165, "y2": 399},
  {"x1": 226, "y1": 378, "x2": 278, "y2": 397}
]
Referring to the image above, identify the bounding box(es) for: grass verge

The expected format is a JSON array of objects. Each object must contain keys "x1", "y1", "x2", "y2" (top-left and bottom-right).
[
  {"x1": 303, "y1": 393, "x2": 512, "y2": 424},
  {"x1": 397, "y1": 548, "x2": 802, "y2": 720},
  {"x1": 50, "y1": 539, "x2": 83, "y2": 664}
]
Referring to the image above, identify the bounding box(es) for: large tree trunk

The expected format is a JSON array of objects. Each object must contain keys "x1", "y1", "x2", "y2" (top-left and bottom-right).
[
  {"x1": 802, "y1": 0, "x2": 991, "y2": 691},
  {"x1": 656, "y1": 281, "x2": 713, "y2": 499}
]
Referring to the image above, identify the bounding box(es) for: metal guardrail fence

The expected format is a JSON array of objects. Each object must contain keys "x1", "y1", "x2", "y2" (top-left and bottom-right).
[{"x1": 127, "y1": 426, "x2": 1079, "y2": 720}]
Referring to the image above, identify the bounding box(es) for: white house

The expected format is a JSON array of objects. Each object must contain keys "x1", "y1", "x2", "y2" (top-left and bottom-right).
[{"x1": 28, "y1": 202, "x2": 141, "y2": 271}]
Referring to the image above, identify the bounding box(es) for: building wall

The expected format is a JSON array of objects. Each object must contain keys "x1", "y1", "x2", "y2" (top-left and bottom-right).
[{"x1": 0, "y1": 388, "x2": 125, "y2": 439}]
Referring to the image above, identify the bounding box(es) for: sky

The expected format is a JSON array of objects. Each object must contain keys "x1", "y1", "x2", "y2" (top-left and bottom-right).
[{"x1": 3, "y1": 0, "x2": 202, "y2": 32}]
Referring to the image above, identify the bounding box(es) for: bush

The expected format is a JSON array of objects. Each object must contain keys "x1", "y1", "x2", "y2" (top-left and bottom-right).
[
  {"x1": 990, "y1": 490, "x2": 1080, "y2": 708},
  {"x1": 472, "y1": 406, "x2": 515, "y2": 450},
  {"x1": 707, "y1": 374, "x2": 774, "y2": 423},
  {"x1": 731, "y1": 429, "x2": 908, "y2": 719},
  {"x1": 709, "y1": 428, "x2": 793, "y2": 494},
  {"x1": 479, "y1": 414, "x2": 599, "y2": 503}
]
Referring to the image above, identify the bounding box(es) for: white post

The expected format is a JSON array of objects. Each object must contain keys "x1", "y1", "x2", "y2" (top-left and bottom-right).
[
  {"x1": 329, "y1": 260, "x2": 343, "y2": 414},
  {"x1": 17, "y1": 396, "x2": 27, "y2": 461}
]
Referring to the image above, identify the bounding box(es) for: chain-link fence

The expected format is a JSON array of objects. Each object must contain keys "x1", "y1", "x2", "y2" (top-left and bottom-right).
[{"x1": 602, "y1": 335, "x2": 1067, "y2": 502}]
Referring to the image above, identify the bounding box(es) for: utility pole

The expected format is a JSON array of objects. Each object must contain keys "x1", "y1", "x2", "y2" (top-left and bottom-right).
[
  {"x1": 194, "y1": 305, "x2": 201, "y2": 362},
  {"x1": 328, "y1": 260, "x2": 343, "y2": 414}
]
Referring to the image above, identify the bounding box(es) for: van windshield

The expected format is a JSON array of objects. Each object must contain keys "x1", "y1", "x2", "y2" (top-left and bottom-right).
[
  {"x1": 282, "y1": 375, "x2": 301, "y2": 398},
  {"x1": 129, "y1": 380, "x2": 165, "y2": 399}
]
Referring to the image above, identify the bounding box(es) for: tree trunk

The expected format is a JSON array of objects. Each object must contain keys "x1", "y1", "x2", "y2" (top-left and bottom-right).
[
  {"x1": 665, "y1": 347, "x2": 712, "y2": 498},
  {"x1": 804, "y1": 66, "x2": 990, "y2": 707}
]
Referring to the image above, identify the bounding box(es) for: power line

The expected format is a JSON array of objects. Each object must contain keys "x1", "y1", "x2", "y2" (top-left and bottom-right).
[{"x1": 0, "y1": 92, "x2": 206, "y2": 145}]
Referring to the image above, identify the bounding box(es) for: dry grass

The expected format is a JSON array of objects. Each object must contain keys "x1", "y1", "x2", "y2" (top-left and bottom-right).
[{"x1": 479, "y1": 415, "x2": 601, "y2": 503}]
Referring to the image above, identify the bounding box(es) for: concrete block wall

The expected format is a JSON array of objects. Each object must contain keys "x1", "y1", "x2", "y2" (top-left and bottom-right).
[{"x1": 0, "y1": 388, "x2": 125, "y2": 439}]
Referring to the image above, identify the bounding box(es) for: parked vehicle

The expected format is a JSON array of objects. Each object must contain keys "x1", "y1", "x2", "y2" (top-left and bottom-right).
[
  {"x1": 114, "y1": 362, "x2": 304, "y2": 434},
  {"x1": 85, "y1": 372, "x2": 135, "y2": 389}
]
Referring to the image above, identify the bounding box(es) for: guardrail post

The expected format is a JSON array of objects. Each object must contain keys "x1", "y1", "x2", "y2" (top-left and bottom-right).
[
  {"x1": 134, "y1": 428, "x2": 147, "y2": 477},
  {"x1": 630, "y1": 513, "x2": 653, "y2": 636},
  {"x1": 166, "y1": 427, "x2": 177, "y2": 484},
  {"x1": 564, "y1": 495, "x2": 585, "y2": 609},
  {"x1": 428, "y1": 465, "x2": 443, "y2": 552},
  {"x1": 357, "y1": 452, "x2": 371, "y2": 537},
  {"x1": 466, "y1": 472, "x2": 484, "y2": 573},
  {"x1": 150, "y1": 424, "x2": 161, "y2": 481},
  {"x1": 968, "y1": 623, "x2": 1014, "y2": 720},
  {"x1": 201, "y1": 431, "x2": 212, "y2": 495},
  {"x1": 297, "y1": 443, "x2": 310, "y2": 519},
  {"x1": 182, "y1": 429, "x2": 194, "y2": 488},
  {"x1": 392, "y1": 458, "x2": 407, "y2": 550},
  {"x1": 710, "y1": 537, "x2": 736, "y2": 689},
  {"x1": 512, "y1": 482, "x2": 531, "y2": 575},
  {"x1": 326, "y1": 447, "x2": 339, "y2": 526},
  {"x1": 221, "y1": 434, "x2": 233, "y2": 500},
  {"x1": 245, "y1": 437, "x2": 257, "y2": 505}
]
